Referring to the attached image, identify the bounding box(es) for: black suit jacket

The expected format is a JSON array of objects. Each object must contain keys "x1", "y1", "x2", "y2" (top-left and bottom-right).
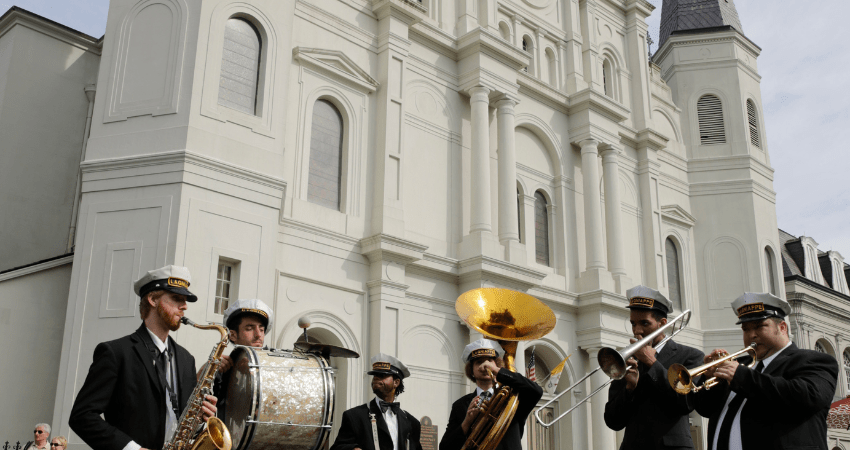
[
  {"x1": 694, "y1": 343, "x2": 837, "y2": 450},
  {"x1": 330, "y1": 400, "x2": 423, "y2": 450},
  {"x1": 604, "y1": 339, "x2": 704, "y2": 450},
  {"x1": 439, "y1": 369, "x2": 543, "y2": 450},
  {"x1": 69, "y1": 324, "x2": 198, "y2": 450}
]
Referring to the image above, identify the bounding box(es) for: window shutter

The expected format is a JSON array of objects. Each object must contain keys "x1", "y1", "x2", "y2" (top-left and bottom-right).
[
  {"x1": 666, "y1": 238, "x2": 682, "y2": 310},
  {"x1": 534, "y1": 192, "x2": 550, "y2": 266},
  {"x1": 697, "y1": 95, "x2": 726, "y2": 145},
  {"x1": 747, "y1": 100, "x2": 761, "y2": 148},
  {"x1": 218, "y1": 19, "x2": 261, "y2": 115},
  {"x1": 307, "y1": 100, "x2": 343, "y2": 210},
  {"x1": 765, "y1": 248, "x2": 776, "y2": 295}
]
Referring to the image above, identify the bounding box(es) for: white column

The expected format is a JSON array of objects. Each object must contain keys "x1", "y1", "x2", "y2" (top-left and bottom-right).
[
  {"x1": 470, "y1": 86, "x2": 492, "y2": 234},
  {"x1": 497, "y1": 98, "x2": 519, "y2": 244},
  {"x1": 581, "y1": 139, "x2": 605, "y2": 270},
  {"x1": 588, "y1": 348, "x2": 616, "y2": 450},
  {"x1": 601, "y1": 147, "x2": 631, "y2": 293}
]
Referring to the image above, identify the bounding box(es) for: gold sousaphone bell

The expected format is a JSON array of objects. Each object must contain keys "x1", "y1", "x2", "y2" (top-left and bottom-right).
[{"x1": 456, "y1": 288, "x2": 556, "y2": 450}]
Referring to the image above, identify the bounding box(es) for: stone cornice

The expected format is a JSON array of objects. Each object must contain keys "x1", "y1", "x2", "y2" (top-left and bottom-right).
[
  {"x1": 0, "y1": 7, "x2": 102, "y2": 54},
  {"x1": 457, "y1": 256, "x2": 546, "y2": 290},
  {"x1": 568, "y1": 88, "x2": 631, "y2": 123},
  {"x1": 654, "y1": 28, "x2": 761, "y2": 65},
  {"x1": 360, "y1": 234, "x2": 428, "y2": 264},
  {"x1": 293, "y1": 47, "x2": 379, "y2": 93},
  {"x1": 457, "y1": 27, "x2": 530, "y2": 71},
  {"x1": 0, "y1": 254, "x2": 74, "y2": 282},
  {"x1": 371, "y1": 0, "x2": 427, "y2": 23}
]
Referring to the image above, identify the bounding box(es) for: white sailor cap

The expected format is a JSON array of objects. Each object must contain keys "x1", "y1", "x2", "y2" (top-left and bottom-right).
[
  {"x1": 461, "y1": 339, "x2": 505, "y2": 363},
  {"x1": 133, "y1": 265, "x2": 197, "y2": 302},
  {"x1": 367, "y1": 353, "x2": 411, "y2": 379},
  {"x1": 222, "y1": 299, "x2": 274, "y2": 329},
  {"x1": 626, "y1": 285, "x2": 672, "y2": 315},
  {"x1": 731, "y1": 292, "x2": 791, "y2": 324}
]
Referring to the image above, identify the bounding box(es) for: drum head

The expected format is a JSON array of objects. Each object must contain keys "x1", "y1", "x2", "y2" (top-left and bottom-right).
[{"x1": 225, "y1": 346, "x2": 259, "y2": 450}]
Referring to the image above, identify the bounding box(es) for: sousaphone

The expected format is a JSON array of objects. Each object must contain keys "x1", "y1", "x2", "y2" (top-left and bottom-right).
[{"x1": 455, "y1": 288, "x2": 556, "y2": 450}]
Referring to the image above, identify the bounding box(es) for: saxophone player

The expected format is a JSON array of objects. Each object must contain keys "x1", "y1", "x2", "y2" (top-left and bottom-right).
[
  {"x1": 439, "y1": 339, "x2": 542, "y2": 450},
  {"x1": 70, "y1": 265, "x2": 218, "y2": 450}
]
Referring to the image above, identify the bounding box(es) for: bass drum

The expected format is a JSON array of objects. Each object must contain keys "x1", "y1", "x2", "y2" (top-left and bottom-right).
[{"x1": 223, "y1": 347, "x2": 334, "y2": 450}]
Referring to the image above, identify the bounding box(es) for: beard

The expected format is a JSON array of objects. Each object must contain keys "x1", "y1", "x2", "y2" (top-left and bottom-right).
[{"x1": 157, "y1": 302, "x2": 182, "y2": 331}]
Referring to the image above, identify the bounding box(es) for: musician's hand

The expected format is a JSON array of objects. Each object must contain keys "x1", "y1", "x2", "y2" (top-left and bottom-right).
[
  {"x1": 624, "y1": 357, "x2": 639, "y2": 391},
  {"x1": 703, "y1": 349, "x2": 727, "y2": 378},
  {"x1": 630, "y1": 337, "x2": 657, "y2": 367},
  {"x1": 219, "y1": 355, "x2": 233, "y2": 373},
  {"x1": 461, "y1": 395, "x2": 483, "y2": 434},
  {"x1": 713, "y1": 360, "x2": 739, "y2": 383},
  {"x1": 201, "y1": 394, "x2": 218, "y2": 421},
  {"x1": 479, "y1": 359, "x2": 500, "y2": 377}
]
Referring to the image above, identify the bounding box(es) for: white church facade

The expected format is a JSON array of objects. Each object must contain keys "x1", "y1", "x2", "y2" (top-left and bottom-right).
[{"x1": 1, "y1": 0, "x2": 847, "y2": 449}]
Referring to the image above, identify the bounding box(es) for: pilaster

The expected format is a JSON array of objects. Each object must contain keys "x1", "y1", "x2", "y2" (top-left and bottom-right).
[
  {"x1": 496, "y1": 96, "x2": 525, "y2": 265},
  {"x1": 601, "y1": 146, "x2": 631, "y2": 294},
  {"x1": 636, "y1": 129, "x2": 668, "y2": 289},
  {"x1": 578, "y1": 139, "x2": 613, "y2": 292}
]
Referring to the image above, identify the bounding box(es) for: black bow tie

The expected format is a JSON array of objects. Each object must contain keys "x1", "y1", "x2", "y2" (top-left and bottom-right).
[{"x1": 379, "y1": 400, "x2": 401, "y2": 415}]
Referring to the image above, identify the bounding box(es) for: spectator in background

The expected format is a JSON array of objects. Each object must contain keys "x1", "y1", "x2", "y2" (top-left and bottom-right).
[
  {"x1": 50, "y1": 437, "x2": 67, "y2": 450},
  {"x1": 24, "y1": 424, "x2": 50, "y2": 450}
]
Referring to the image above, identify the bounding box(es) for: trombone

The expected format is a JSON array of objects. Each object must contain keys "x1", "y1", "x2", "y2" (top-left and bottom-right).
[
  {"x1": 534, "y1": 309, "x2": 692, "y2": 428},
  {"x1": 667, "y1": 343, "x2": 757, "y2": 394}
]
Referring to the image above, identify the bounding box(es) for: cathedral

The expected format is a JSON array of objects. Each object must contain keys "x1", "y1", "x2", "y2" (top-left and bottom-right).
[{"x1": 1, "y1": 0, "x2": 849, "y2": 448}]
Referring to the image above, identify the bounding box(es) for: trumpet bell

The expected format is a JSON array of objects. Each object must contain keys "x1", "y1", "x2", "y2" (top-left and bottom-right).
[
  {"x1": 667, "y1": 363, "x2": 692, "y2": 394},
  {"x1": 455, "y1": 288, "x2": 556, "y2": 342}
]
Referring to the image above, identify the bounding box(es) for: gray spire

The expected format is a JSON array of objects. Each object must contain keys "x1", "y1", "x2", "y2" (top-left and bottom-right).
[{"x1": 659, "y1": 0, "x2": 745, "y2": 48}]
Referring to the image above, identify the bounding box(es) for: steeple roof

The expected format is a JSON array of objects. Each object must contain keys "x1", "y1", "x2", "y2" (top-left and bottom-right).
[{"x1": 659, "y1": 0, "x2": 745, "y2": 48}]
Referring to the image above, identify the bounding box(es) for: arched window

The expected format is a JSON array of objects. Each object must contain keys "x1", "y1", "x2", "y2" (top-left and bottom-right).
[
  {"x1": 844, "y1": 350, "x2": 850, "y2": 393},
  {"x1": 534, "y1": 191, "x2": 550, "y2": 266},
  {"x1": 666, "y1": 238, "x2": 682, "y2": 310},
  {"x1": 218, "y1": 18, "x2": 262, "y2": 115},
  {"x1": 765, "y1": 247, "x2": 777, "y2": 295},
  {"x1": 747, "y1": 99, "x2": 761, "y2": 149},
  {"x1": 815, "y1": 342, "x2": 827, "y2": 354},
  {"x1": 307, "y1": 99, "x2": 344, "y2": 210},
  {"x1": 499, "y1": 22, "x2": 511, "y2": 41},
  {"x1": 602, "y1": 59, "x2": 613, "y2": 98},
  {"x1": 546, "y1": 48, "x2": 557, "y2": 87},
  {"x1": 522, "y1": 36, "x2": 533, "y2": 74},
  {"x1": 697, "y1": 94, "x2": 726, "y2": 145}
]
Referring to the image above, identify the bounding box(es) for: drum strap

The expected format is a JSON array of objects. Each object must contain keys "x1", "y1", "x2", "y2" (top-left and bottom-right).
[{"x1": 369, "y1": 413, "x2": 380, "y2": 450}]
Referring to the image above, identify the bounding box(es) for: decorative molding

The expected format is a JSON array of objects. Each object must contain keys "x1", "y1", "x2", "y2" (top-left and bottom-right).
[
  {"x1": 0, "y1": 7, "x2": 101, "y2": 54},
  {"x1": 104, "y1": 0, "x2": 188, "y2": 122},
  {"x1": 660, "y1": 204, "x2": 697, "y2": 227},
  {"x1": 293, "y1": 47, "x2": 379, "y2": 94},
  {"x1": 360, "y1": 234, "x2": 429, "y2": 264},
  {"x1": 0, "y1": 255, "x2": 74, "y2": 282}
]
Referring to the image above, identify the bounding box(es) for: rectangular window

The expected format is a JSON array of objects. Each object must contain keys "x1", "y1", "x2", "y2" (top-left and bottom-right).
[{"x1": 214, "y1": 260, "x2": 237, "y2": 314}]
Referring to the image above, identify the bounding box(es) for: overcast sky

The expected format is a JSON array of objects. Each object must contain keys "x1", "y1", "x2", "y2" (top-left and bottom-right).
[{"x1": 3, "y1": 0, "x2": 848, "y2": 255}]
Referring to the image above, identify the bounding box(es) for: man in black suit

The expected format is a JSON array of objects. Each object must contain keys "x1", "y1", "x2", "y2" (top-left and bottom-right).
[
  {"x1": 330, "y1": 354, "x2": 422, "y2": 450},
  {"x1": 604, "y1": 285, "x2": 704, "y2": 450},
  {"x1": 69, "y1": 265, "x2": 217, "y2": 450},
  {"x1": 695, "y1": 292, "x2": 838, "y2": 450},
  {"x1": 439, "y1": 339, "x2": 542, "y2": 450}
]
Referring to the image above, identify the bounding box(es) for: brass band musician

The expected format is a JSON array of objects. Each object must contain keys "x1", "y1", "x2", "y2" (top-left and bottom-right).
[
  {"x1": 694, "y1": 293, "x2": 838, "y2": 450},
  {"x1": 604, "y1": 286, "x2": 704, "y2": 450},
  {"x1": 439, "y1": 339, "x2": 542, "y2": 450}
]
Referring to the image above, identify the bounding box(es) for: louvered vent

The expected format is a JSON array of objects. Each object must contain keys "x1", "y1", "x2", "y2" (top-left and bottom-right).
[
  {"x1": 747, "y1": 100, "x2": 761, "y2": 148},
  {"x1": 697, "y1": 95, "x2": 726, "y2": 145}
]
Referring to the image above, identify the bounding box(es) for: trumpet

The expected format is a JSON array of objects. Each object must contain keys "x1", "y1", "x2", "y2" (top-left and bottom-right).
[
  {"x1": 667, "y1": 343, "x2": 758, "y2": 394},
  {"x1": 535, "y1": 309, "x2": 691, "y2": 427}
]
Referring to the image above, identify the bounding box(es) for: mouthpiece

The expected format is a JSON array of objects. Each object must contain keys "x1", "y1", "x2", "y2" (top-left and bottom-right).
[{"x1": 180, "y1": 317, "x2": 196, "y2": 326}]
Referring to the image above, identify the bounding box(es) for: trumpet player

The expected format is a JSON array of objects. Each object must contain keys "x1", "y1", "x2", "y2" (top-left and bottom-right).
[
  {"x1": 695, "y1": 293, "x2": 838, "y2": 450},
  {"x1": 439, "y1": 339, "x2": 542, "y2": 450},
  {"x1": 604, "y1": 286, "x2": 704, "y2": 450},
  {"x1": 69, "y1": 265, "x2": 218, "y2": 450}
]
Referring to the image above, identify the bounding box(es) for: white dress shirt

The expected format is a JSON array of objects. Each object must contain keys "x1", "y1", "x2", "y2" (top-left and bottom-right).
[
  {"x1": 711, "y1": 341, "x2": 792, "y2": 450},
  {"x1": 374, "y1": 397, "x2": 399, "y2": 450},
  {"x1": 123, "y1": 329, "x2": 177, "y2": 450}
]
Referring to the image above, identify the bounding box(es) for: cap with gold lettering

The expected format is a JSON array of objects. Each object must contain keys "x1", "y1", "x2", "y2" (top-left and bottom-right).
[
  {"x1": 461, "y1": 339, "x2": 505, "y2": 363},
  {"x1": 625, "y1": 285, "x2": 672, "y2": 315},
  {"x1": 731, "y1": 292, "x2": 791, "y2": 324},
  {"x1": 223, "y1": 298, "x2": 273, "y2": 330},
  {"x1": 133, "y1": 265, "x2": 197, "y2": 302},
  {"x1": 367, "y1": 353, "x2": 410, "y2": 379}
]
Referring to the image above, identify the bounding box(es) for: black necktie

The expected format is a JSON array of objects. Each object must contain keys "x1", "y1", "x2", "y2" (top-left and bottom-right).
[
  {"x1": 715, "y1": 361, "x2": 764, "y2": 450},
  {"x1": 157, "y1": 347, "x2": 179, "y2": 417},
  {"x1": 379, "y1": 400, "x2": 401, "y2": 415}
]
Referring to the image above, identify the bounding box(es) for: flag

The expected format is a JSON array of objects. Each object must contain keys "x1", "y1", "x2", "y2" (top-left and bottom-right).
[
  {"x1": 545, "y1": 355, "x2": 571, "y2": 394},
  {"x1": 526, "y1": 349, "x2": 536, "y2": 381}
]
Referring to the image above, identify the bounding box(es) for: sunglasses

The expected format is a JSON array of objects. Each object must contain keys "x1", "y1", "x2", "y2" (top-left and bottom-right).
[
  {"x1": 34, "y1": 430, "x2": 44, "y2": 434},
  {"x1": 51, "y1": 444, "x2": 63, "y2": 447}
]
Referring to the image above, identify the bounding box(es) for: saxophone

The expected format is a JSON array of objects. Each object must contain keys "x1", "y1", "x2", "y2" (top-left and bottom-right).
[{"x1": 163, "y1": 317, "x2": 233, "y2": 450}]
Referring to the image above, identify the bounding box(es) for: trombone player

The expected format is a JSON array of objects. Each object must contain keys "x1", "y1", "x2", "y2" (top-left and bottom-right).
[
  {"x1": 604, "y1": 286, "x2": 704, "y2": 450},
  {"x1": 694, "y1": 293, "x2": 837, "y2": 450},
  {"x1": 439, "y1": 339, "x2": 542, "y2": 450}
]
